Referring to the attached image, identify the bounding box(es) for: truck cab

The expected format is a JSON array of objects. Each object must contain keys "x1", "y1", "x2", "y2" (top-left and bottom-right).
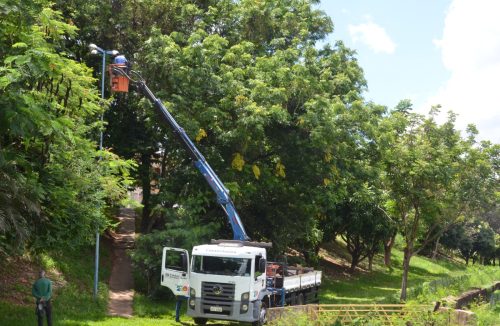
[{"x1": 162, "y1": 241, "x2": 268, "y2": 324}]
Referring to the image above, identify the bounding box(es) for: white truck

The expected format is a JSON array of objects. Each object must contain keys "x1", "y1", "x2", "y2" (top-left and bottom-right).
[
  {"x1": 161, "y1": 240, "x2": 321, "y2": 325},
  {"x1": 109, "y1": 64, "x2": 322, "y2": 325}
]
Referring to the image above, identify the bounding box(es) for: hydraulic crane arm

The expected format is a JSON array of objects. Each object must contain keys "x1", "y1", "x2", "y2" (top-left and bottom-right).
[{"x1": 134, "y1": 80, "x2": 250, "y2": 241}]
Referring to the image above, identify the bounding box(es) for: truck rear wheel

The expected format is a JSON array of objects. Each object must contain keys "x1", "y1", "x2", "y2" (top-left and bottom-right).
[
  {"x1": 252, "y1": 301, "x2": 267, "y2": 326},
  {"x1": 193, "y1": 317, "x2": 207, "y2": 325},
  {"x1": 297, "y1": 293, "x2": 304, "y2": 305},
  {"x1": 290, "y1": 293, "x2": 297, "y2": 305}
]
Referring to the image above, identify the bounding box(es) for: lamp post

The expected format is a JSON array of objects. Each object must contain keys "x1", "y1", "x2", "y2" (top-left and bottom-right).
[{"x1": 89, "y1": 43, "x2": 118, "y2": 300}]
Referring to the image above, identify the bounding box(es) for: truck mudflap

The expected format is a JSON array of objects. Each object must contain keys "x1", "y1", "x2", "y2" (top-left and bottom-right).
[{"x1": 187, "y1": 298, "x2": 260, "y2": 323}]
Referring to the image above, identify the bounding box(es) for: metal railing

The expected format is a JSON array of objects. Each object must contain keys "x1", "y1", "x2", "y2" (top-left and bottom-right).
[{"x1": 267, "y1": 304, "x2": 434, "y2": 325}]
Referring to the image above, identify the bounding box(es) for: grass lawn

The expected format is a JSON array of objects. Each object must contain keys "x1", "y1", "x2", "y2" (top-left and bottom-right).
[
  {"x1": 1, "y1": 239, "x2": 498, "y2": 325},
  {"x1": 319, "y1": 247, "x2": 473, "y2": 304},
  {"x1": 319, "y1": 239, "x2": 500, "y2": 305},
  {"x1": 0, "y1": 243, "x2": 234, "y2": 325},
  {"x1": 0, "y1": 245, "x2": 112, "y2": 326}
]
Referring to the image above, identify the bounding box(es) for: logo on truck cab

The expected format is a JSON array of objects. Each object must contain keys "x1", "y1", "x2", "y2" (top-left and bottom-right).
[{"x1": 212, "y1": 285, "x2": 223, "y2": 295}]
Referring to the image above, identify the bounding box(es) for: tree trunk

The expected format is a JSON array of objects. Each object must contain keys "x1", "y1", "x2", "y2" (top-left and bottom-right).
[
  {"x1": 368, "y1": 253, "x2": 374, "y2": 272},
  {"x1": 431, "y1": 235, "x2": 441, "y2": 260},
  {"x1": 303, "y1": 244, "x2": 321, "y2": 266},
  {"x1": 346, "y1": 235, "x2": 362, "y2": 274},
  {"x1": 384, "y1": 233, "x2": 396, "y2": 267},
  {"x1": 145, "y1": 213, "x2": 157, "y2": 233},
  {"x1": 400, "y1": 246, "x2": 412, "y2": 301},
  {"x1": 349, "y1": 254, "x2": 360, "y2": 274}
]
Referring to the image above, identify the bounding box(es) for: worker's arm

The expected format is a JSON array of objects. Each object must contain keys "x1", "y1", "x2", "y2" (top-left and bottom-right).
[
  {"x1": 32, "y1": 281, "x2": 41, "y2": 300},
  {"x1": 45, "y1": 280, "x2": 52, "y2": 301}
]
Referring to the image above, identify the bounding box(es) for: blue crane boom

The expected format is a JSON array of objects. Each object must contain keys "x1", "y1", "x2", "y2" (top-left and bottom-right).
[{"x1": 135, "y1": 80, "x2": 250, "y2": 241}]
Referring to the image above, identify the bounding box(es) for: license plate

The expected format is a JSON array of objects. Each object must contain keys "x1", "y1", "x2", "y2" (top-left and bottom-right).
[{"x1": 210, "y1": 306, "x2": 223, "y2": 312}]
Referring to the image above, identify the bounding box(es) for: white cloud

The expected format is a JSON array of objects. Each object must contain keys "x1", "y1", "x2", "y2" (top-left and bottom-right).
[
  {"x1": 348, "y1": 19, "x2": 396, "y2": 54},
  {"x1": 432, "y1": 38, "x2": 443, "y2": 49},
  {"x1": 422, "y1": 0, "x2": 500, "y2": 142}
]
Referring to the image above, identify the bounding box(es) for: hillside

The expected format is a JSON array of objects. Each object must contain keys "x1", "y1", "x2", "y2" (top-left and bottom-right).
[{"x1": 1, "y1": 239, "x2": 498, "y2": 325}]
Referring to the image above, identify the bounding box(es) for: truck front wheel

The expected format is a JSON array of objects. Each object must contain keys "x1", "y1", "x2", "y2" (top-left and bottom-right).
[
  {"x1": 252, "y1": 301, "x2": 267, "y2": 326},
  {"x1": 193, "y1": 317, "x2": 207, "y2": 325}
]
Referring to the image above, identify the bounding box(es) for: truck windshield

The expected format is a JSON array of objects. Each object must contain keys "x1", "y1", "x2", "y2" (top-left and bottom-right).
[{"x1": 192, "y1": 255, "x2": 251, "y2": 276}]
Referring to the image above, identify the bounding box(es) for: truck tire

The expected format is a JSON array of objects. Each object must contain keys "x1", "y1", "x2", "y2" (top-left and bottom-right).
[
  {"x1": 193, "y1": 317, "x2": 208, "y2": 325},
  {"x1": 252, "y1": 301, "x2": 267, "y2": 326},
  {"x1": 297, "y1": 293, "x2": 304, "y2": 305},
  {"x1": 290, "y1": 293, "x2": 297, "y2": 305}
]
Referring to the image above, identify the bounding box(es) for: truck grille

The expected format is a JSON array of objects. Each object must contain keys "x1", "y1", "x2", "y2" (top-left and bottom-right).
[{"x1": 201, "y1": 282, "x2": 235, "y2": 315}]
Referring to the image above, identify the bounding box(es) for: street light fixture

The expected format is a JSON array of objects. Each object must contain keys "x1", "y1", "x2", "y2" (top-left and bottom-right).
[{"x1": 89, "y1": 43, "x2": 118, "y2": 300}]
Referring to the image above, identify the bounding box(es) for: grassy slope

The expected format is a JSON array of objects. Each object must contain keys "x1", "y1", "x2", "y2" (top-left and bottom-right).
[
  {"x1": 0, "y1": 242, "x2": 201, "y2": 326},
  {"x1": 319, "y1": 239, "x2": 500, "y2": 304},
  {"x1": 0, "y1": 244, "x2": 113, "y2": 326},
  {"x1": 1, "y1": 239, "x2": 498, "y2": 325},
  {"x1": 320, "y1": 246, "x2": 469, "y2": 304}
]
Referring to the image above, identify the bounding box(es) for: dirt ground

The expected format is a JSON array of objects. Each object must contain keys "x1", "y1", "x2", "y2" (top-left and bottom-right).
[
  {"x1": 107, "y1": 207, "x2": 136, "y2": 318},
  {"x1": 0, "y1": 256, "x2": 41, "y2": 305}
]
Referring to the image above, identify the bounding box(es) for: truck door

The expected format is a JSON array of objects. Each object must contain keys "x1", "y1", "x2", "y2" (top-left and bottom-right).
[
  {"x1": 161, "y1": 247, "x2": 190, "y2": 296},
  {"x1": 253, "y1": 255, "x2": 266, "y2": 299}
]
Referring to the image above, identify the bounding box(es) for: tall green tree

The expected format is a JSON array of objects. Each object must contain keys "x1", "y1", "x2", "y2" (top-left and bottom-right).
[
  {"x1": 442, "y1": 219, "x2": 497, "y2": 265},
  {"x1": 68, "y1": 0, "x2": 368, "y2": 261},
  {"x1": 380, "y1": 105, "x2": 497, "y2": 300},
  {"x1": 380, "y1": 108, "x2": 460, "y2": 300},
  {"x1": 0, "y1": 2, "x2": 132, "y2": 253}
]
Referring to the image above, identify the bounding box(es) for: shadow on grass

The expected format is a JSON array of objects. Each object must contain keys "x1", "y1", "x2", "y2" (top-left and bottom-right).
[{"x1": 318, "y1": 250, "x2": 471, "y2": 305}]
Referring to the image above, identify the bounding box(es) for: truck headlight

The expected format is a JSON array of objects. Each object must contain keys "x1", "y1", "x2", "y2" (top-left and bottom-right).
[
  {"x1": 190, "y1": 288, "x2": 196, "y2": 297},
  {"x1": 240, "y1": 292, "x2": 250, "y2": 314},
  {"x1": 189, "y1": 298, "x2": 195, "y2": 308}
]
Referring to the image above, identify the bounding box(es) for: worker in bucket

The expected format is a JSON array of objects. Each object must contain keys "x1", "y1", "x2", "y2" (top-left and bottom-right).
[{"x1": 113, "y1": 54, "x2": 130, "y2": 74}]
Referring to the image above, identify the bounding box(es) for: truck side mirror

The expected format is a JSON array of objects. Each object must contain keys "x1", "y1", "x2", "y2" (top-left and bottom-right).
[{"x1": 259, "y1": 258, "x2": 267, "y2": 274}]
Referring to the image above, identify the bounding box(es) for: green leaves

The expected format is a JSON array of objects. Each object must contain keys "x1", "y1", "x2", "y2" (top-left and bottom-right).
[
  {"x1": 123, "y1": 0, "x2": 372, "y2": 257},
  {"x1": 0, "y1": 3, "x2": 132, "y2": 253},
  {"x1": 30, "y1": 1, "x2": 496, "y2": 274}
]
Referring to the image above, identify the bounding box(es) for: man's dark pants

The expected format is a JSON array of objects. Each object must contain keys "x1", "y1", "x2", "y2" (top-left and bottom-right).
[{"x1": 37, "y1": 300, "x2": 52, "y2": 326}]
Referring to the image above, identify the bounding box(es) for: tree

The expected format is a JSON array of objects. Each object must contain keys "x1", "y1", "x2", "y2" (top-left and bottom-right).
[
  {"x1": 442, "y1": 220, "x2": 497, "y2": 265},
  {"x1": 441, "y1": 222, "x2": 475, "y2": 264},
  {"x1": 338, "y1": 191, "x2": 394, "y2": 273},
  {"x1": 0, "y1": 3, "x2": 132, "y2": 253},
  {"x1": 472, "y1": 222, "x2": 496, "y2": 265},
  {"x1": 380, "y1": 107, "x2": 467, "y2": 301},
  {"x1": 314, "y1": 101, "x2": 394, "y2": 273},
  {"x1": 97, "y1": 0, "x2": 368, "y2": 260}
]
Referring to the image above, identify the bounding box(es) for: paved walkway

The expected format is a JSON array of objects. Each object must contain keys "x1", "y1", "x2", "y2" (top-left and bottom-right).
[{"x1": 107, "y1": 208, "x2": 136, "y2": 318}]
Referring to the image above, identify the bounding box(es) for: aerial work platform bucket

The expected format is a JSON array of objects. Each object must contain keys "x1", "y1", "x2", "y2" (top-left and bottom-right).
[{"x1": 108, "y1": 63, "x2": 129, "y2": 93}]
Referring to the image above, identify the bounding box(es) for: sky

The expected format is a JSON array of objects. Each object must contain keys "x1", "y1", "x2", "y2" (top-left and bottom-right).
[{"x1": 318, "y1": 0, "x2": 500, "y2": 143}]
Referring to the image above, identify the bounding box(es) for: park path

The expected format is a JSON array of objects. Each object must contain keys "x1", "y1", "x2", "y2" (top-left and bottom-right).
[{"x1": 107, "y1": 207, "x2": 136, "y2": 318}]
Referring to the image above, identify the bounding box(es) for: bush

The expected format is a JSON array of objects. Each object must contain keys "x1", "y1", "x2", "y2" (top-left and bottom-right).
[{"x1": 130, "y1": 216, "x2": 218, "y2": 297}]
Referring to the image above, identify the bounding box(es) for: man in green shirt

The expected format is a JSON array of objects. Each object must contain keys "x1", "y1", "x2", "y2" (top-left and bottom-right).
[{"x1": 32, "y1": 270, "x2": 52, "y2": 326}]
